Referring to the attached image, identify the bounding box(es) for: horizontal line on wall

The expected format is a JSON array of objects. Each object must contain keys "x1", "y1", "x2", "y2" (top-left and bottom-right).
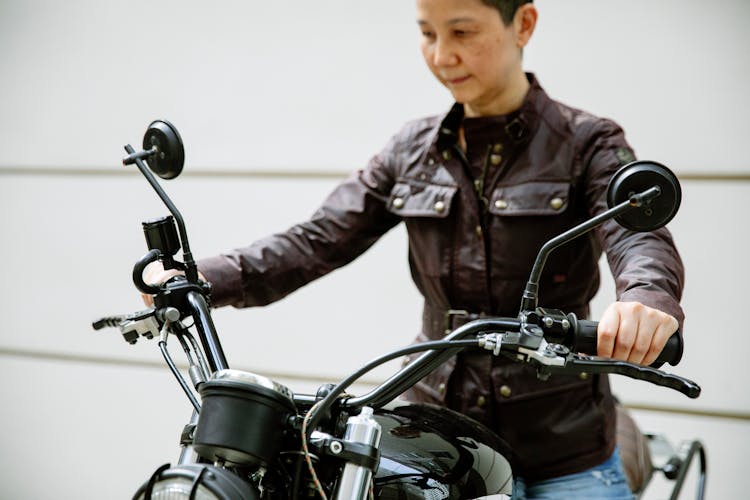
[
  {"x1": 3, "y1": 346, "x2": 748, "y2": 422},
  {"x1": 677, "y1": 172, "x2": 750, "y2": 182},
  {"x1": 623, "y1": 403, "x2": 750, "y2": 422},
  {"x1": 1, "y1": 166, "x2": 749, "y2": 182},
  {"x1": 0, "y1": 346, "x2": 375, "y2": 388},
  {"x1": 0, "y1": 166, "x2": 347, "y2": 180}
]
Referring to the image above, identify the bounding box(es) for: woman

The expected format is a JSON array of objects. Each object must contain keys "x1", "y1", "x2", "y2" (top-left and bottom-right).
[{"x1": 148, "y1": 1, "x2": 684, "y2": 497}]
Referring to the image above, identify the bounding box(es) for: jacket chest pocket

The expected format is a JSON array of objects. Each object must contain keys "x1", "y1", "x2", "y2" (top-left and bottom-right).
[
  {"x1": 387, "y1": 179, "x2": 458, "y2": 278},
  {"x1": 387, "y1": 179, "x2": 458, "y2": 218},
  {"x1": 488, "y1": 181, "x2": 570, "y2": 216},
  {"x1": 487, "y1": 181, "x2": 575, "y2": 275}
]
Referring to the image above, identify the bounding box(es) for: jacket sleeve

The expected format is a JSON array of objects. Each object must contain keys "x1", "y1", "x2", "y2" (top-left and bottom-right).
[
  {"x1": 197, "y1": 139, "x2": 402, "y2": 309},
  {"x1": 582, "y1": 119, "x2": 685, "y2": 329}
]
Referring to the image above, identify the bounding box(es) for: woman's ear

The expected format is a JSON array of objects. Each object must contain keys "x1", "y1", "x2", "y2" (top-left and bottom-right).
[{"x1": 514, "y1": 4, "x2": 538, "y2": 48}]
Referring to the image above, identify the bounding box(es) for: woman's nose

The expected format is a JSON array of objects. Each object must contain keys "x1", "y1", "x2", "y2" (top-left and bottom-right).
[{"x1": 433, "y1": 39, "x2": 457, "y2": 67}]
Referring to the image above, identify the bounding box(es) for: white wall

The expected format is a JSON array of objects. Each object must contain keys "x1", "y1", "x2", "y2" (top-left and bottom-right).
[{"x1": 0, "y1": 0, "x2": 748, "y2": 498}]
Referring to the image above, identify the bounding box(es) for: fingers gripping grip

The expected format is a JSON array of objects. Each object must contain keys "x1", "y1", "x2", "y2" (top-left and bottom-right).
[{"x1": 572, "y1": 318, "x2": 684, "y2": 367}]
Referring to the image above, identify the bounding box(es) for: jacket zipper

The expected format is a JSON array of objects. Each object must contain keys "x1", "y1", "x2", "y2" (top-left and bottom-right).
[
  {"x1": 451, "y1": 142, "x2": 494, "y2": 312},
  {"x1": 451, "y1": 143, "x2": 491, "y2": 215},
  {"x1": 474, "y1": 144, "x2": 493, "y2": 214}
]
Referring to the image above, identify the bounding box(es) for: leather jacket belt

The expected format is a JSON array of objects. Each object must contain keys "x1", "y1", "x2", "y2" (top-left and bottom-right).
[
  {"x1": 442, "y1": 309, "x2": 493, "y2": 334},
  {"x1": 422, "y1": 303, "x2": 497, "y2": 337}
]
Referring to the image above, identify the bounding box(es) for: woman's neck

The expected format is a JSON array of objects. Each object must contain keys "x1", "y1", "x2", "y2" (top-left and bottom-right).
[{"x1": 464, "y1": 71, "x2": 530, "y2": 118}]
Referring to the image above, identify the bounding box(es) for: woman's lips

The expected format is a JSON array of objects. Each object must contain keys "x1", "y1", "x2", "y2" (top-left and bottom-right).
[{"x1": 447, "y1": 75, "x2": 470, "y2": 85}]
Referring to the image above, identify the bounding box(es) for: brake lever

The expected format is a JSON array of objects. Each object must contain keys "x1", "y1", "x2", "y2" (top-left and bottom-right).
[
  {"x1": 554, "y1": 354, "x2": 701, "y2": 399},
  {"x1": 478, "y1": 334, "x2": 701, "y2": 399}
]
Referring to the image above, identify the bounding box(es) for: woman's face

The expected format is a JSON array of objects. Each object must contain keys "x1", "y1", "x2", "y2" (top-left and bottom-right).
[{"x1": 416, "y1": 0, "x2": 532, "y2": 116}]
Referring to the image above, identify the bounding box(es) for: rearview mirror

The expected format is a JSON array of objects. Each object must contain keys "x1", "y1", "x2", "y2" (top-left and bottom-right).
[
  {"x1": 142, "y1": 119, "x2": 185, "y2": 180},
  {"x1": 607, "y1": 161, "x2": 681, "y2": 232}
]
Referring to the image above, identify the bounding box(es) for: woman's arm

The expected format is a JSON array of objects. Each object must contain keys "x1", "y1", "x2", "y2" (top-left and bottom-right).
[{"x1": 583, "y1": 119, "x2": 685, "y2": 365}]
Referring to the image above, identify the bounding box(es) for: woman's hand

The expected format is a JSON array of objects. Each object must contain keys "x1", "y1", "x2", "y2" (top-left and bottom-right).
[
  {"x1": 140, "y1": 262, "x2": 205, "y2": 307},
  {"x1": 597, "y1": 301, "x2": 679, "y2": 366}
]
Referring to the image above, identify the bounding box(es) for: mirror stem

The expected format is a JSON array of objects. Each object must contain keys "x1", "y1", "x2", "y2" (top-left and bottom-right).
[
  {"x1": 122, "y1": 145, "x2": 158, "y2": 166},
  {"x1": 123, "y1": 144, "x2": 199, "y2": 283},
  {"x1": 519, "y1": 186, "x2": 661, "y2": 313}
]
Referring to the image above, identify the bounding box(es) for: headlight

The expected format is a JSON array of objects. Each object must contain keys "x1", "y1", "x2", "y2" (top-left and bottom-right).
[{"x1": 133, "y1": 464, "x2": 259, "y2": 500}]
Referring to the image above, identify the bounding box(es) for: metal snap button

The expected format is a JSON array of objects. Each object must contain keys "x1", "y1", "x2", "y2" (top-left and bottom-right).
[
  {"x1": 392, "y1": 197, "x2": 405, "y2": 209},
  {"x1": 494, "y1": 199, "x2": 508, "y2": 210},
  {"x1": 493, "y1": 143, "x2": 503, "y2": 154},
  {"x1": 579, "y1": 372, "x2": 589, "y2": 381},
  {"x1": 499, "y1": 385, "x2": 512, "y2": 398},
  {"x1": 442, "y1": 150, "x2": 452, "y2": 161},
  {"x1": 490, "y1": 154, "x2": 503, "y2": 166},
  {"x1": 438, "y1": 383, "x2": 446, "y2": 394},
  {"x1": 434, "y1": 200, "x2": 446, "y2": 213},
  {"x1": 550, "y1": 197, "x2": 564, "y2": 210},
  {"x1": 476, "y1": 395, "x2": 487, "y2": 407}
]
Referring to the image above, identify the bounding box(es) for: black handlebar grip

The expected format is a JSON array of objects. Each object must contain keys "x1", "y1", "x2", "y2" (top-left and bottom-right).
[
  {"x1": 570, "y1": 319, "x2": 599, "y2": 356},
  {"x1": 572, "y1": 319, "x2": 684, "y2": 367}
]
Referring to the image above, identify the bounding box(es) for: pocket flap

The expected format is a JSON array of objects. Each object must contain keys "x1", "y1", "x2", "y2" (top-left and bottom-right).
[
  {"x1": 388, "y1": 180, "x2": 457, "y2": 218},
  {"x1": 489, "y1": 181, "x2": 570, "y2": 216}
]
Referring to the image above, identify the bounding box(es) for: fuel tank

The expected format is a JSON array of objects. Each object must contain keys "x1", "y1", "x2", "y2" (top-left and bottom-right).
[{"x1": 373, "y1": 403, "x2": 514, "y2": 499}]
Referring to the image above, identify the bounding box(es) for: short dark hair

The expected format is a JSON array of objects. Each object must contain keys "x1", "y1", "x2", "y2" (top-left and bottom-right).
[{"x1": 480, "y1": 0, "x2": 533, "y2": 25}]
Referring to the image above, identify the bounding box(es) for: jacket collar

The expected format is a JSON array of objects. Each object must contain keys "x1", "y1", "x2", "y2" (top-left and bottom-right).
[{"x1": 434, "y1": 73, "x2": 545, "y2": 151}]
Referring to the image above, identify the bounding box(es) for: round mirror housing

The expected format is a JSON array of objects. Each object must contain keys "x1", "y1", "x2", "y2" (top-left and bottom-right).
[
  {"x1": 607, "y1": 160, "x2": 681, "y2": 232},
  {"x1": 142, "y1": 120, "x2": 184, "y2": 180}
]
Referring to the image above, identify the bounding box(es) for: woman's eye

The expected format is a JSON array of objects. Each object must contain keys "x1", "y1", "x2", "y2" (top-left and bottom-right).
[
  {"x1": 421, "y1": 31, "x2": 435, "y2": 39},
  {"x1": 454, "y1": 30, "x2": 472, "y2": 38}
]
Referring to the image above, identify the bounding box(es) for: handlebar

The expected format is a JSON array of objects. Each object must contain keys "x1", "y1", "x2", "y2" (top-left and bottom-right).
[
  {"x1": 344, "y1": 318, "x2": 520, "y2": 409},
  {"x1": 330, "y1": 314, "x2": 699, "y2": 421},
  {"x1": 96, "y1": 288, "x2": 700, "y2": 439},
  {"x1": 95, "y1": 290, "x2": 700, "y2": 414},
  {"x1": 298, "y1": 314, "x2": 700, "y2": 440}
]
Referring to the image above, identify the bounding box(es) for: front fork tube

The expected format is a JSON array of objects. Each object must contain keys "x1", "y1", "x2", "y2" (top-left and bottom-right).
[
  {"x1": 178, "y1": 410, "x2": 200, "y2": 465},
  {"x1": 333, "y1": 407, "x2": 382, "y2": 500}
]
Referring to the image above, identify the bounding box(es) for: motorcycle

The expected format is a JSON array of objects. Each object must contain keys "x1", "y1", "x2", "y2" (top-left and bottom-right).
[{"x1": 94, "y1": 120, "x2": 705, "y2": 499}]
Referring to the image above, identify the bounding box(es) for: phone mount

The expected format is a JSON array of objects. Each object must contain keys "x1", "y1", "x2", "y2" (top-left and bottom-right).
[
  {"x1": 122, "y1": 120, "x2": 199, "y2": 283},
  {"x1": 519, "y1": 161, "x2": 681, "y2": 313}
]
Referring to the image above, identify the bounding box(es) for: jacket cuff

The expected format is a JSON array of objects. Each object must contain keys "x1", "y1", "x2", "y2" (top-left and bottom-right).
[
  {"x1": 197, "y1": 254, "x2": 244, "y2": 308},
  {"x1": 617, "y1": 288, "x2": 685, "y2": 332}
]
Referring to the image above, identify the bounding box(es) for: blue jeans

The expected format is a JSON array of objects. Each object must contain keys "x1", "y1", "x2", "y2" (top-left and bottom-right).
[{"x1": 511, "y1": 447, "x2": 634, "y2": 499}]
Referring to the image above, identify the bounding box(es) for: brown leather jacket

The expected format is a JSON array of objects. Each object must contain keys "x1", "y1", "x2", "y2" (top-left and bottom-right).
[{"x1": 199, "y1": 74, "x2": 684, "y2": 481}]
